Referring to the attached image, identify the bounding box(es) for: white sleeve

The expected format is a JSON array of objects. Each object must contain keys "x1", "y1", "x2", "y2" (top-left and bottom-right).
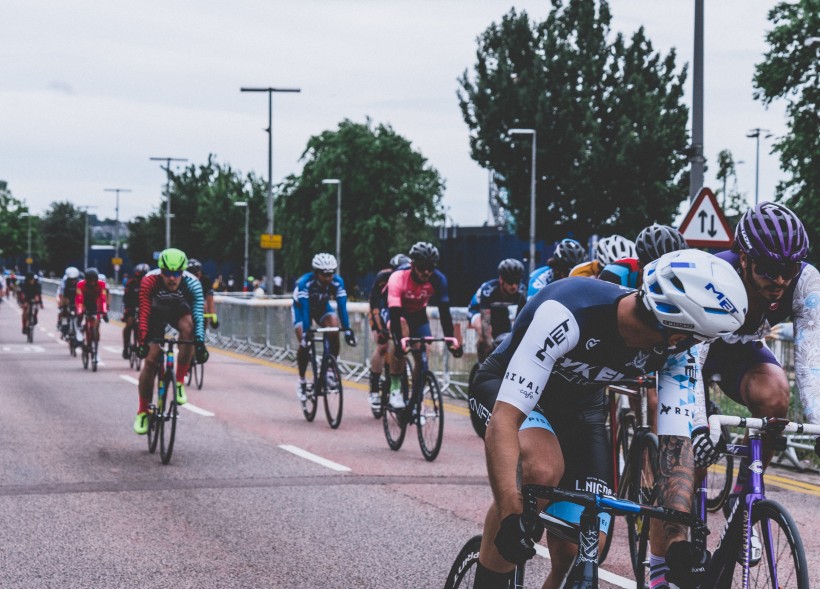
[
  {"x1": 792, "y1": 265, "x2": 820, "y2": 424},
  {"x1": 657, "y1": 343, "x2": 707, "y2": 436},
  {"x1": 496, "y1": 300, "x2": 579, "y2": 415}
]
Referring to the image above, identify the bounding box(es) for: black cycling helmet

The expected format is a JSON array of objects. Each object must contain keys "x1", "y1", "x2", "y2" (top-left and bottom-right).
[
  {"x1": 25, "y1": 271, "x2": 34, "y2": 281},
  {"x1": 408, "y1": 242, "x2": 439, "y2": 264},
  {"x1": 389, "y1": 253, "x2": 411, "y2": 270},
  {"x1": 84, "y1": 267, "x2": 99, "y2": 283},
  {"x1": 554, "y1": 238, "x2": 587, "y2": 268},
  {"x1": 635, "y1": 224, "x2": 688, "y2": 267},
  {"x1": 133, "y1": 263, "x2": 150, "y2": 277},
  {"x1": 498, "y1": 258, "x2": 525, "y2": 284},
  {"x1": 187, "y1": 258, "x2": 203, "y2": 274}
]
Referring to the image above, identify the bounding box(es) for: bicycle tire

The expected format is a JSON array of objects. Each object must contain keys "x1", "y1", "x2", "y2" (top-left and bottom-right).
[
  {"x1": 194, "y1": 358, "x2": 204, "y2": 390},
  {"x1": 726, "y1": 499, "x2": 809, "y2": 589},
  {"x1": 160, "y1": 371, "x2": 177, "y2": 465},
  {"x1": 301, "y1": 352, "x2": 318, "y2": 422},
  {"x1": 418, "y1": 371, "x2": 444, "y2": 461},
  {"x1": 621, "y1": 431, "x2": 659, "y2": 584},
  {"x1": 148, "y1": 368, "x2": 164, "y2": 454},
  {"x1": 323, "y1": 355, "x2": 343, "y2": 429},
  {"x1": 444, "y1": 535, "x2": 483, "y2": 589},
  {"x1": 91, "y1": 339, "x2": 98, "y2": 372},
  {"x1": 382, "y1": 370, "x2": 408, "y2": 451},
  {"x1": 81, "y1": 343, "x2": 89, "y2": 370},
  {"x1": 27, "y1": 325, "x2": 33, "y2": 343}
]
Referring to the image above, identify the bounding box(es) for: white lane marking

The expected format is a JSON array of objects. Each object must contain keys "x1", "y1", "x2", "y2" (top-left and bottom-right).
[
  {"x1": 533, "y1": 544, "x2": 635, "y2": 589},
  {"x1": 278, "y1": 445, "x2": 351, "y2": 472},
  {"x1": 104, "y1": 346, "x2": 122, "y2": 354},
  {"x1": 47, "y1": 332, "x2": 55, "y2": 338},
  {"x1": 118, "y1": 374, "x2": 214, "y2": 417},
  {"x1": 183, "y1": 404, "x2": 215, "y2": 417}
]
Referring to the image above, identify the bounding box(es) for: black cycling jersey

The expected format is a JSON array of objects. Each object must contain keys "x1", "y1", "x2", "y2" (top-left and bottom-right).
[
  {"x1": 20, "y1": 281, "x2": 41, "y2": 302},
  {"x1": 477, "y1": 278, "x2": 526, "y2": 335}
]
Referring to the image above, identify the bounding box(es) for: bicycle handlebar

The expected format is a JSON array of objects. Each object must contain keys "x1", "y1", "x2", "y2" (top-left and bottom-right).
[
  {"x1": 400, "y1": 336, "x2": 459, "y2": 353},
  {"x1": 146, "y1": 338, "x2": 196, "y2": 346},
  {"x1": 707, "y1": 414, "x2": 820, "y2": 446}
]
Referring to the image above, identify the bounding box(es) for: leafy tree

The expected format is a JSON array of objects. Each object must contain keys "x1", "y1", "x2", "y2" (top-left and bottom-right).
[
  {"x1": 753, "y1": 0, "x2": 819, "y2": 260},
  {"x1": 127, "y1": 156, "x2": 268, "y2": 275},
  {"x1": 458, "y1": 0, "x2": 689, "y2": 242},
  {"x1": 715, "y1": 149, "x2": 747, "y2": 225},
  {"x1": 41, "y1": 201, "x2": 85, "y2": 273},
  {"x1": 276, "y1": 118, "x2": 445, "y2": 284},
  {"x1": 0, "y1": 183, "x2": 31, "y2": 266}
]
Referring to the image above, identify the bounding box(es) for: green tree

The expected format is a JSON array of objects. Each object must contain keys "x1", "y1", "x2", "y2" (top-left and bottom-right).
[
  {"x1": 753, "y1": 0, "x2": 819, "y2": 260},
  {"x1": 715, "y1": 149, "x2": 747, "y2": 226},
  {"x1": 41, "y1": 201, "x2": 85, "y2": 273},
  {"x1": 127, "y1": 156, "x2": 268, "y2": 275},
  {"x1": 0, "y1": 183, "x2": 31, "y2": 266},
  {"x1": 275, "y1": 118, "x2": 445, "y2": 285},
  {"x1": 458, "y1": 0, "x2": 689, "y2": 242}
]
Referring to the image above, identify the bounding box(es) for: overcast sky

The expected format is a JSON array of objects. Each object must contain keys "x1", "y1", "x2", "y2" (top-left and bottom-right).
[{"x1": 2, "y1": 1, "x2": 787, "y2": 228}]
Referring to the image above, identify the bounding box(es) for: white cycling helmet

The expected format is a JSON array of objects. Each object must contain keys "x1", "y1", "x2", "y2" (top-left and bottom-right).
[
  {"x1": 641, "y1": 249, "x2": 747, "y2": 340},
  {"x1": 65, "y1": 266, "x2": 80, "y2": 279},
  {"x1": 311, "y1": 253, "x2": 337, "y2": 273},
  {"x1": 596, "y1": 235, "x2": 637, "y2": 266}
]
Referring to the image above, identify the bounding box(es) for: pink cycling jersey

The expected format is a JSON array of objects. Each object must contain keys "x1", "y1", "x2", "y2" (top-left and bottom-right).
[{"x1": 386, "y1": 268, "x2": 437, "y2": 314}]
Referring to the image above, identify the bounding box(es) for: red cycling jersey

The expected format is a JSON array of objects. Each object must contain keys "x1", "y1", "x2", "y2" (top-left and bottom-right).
[
  {"x1": 386, "y1": 267, "x2": 448, "y2": 314},
  {"x1": 75, "y1": 279, "x2": 108, "y2": 316}
]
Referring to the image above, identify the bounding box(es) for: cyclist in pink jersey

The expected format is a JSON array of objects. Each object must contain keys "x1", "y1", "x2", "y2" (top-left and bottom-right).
[{"x1": 385, "y1": 241, "x2": 463, "y2": 409}]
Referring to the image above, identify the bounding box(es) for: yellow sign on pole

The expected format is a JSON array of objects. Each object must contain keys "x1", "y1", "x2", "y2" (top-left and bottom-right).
[
  {"x1": 260, "y1": 234, "x2": 283, "y2": 250},
  {"x1": 25, "y1": 257, "x2": 33, "y2": 265},
  {"x1": 111, "y1": 257, "x2": 123, "y2": 266}
]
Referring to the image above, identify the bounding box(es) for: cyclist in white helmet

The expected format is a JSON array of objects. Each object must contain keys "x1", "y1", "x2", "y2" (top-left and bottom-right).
[{"x1": 569, "y1": 234, "x2": 636, "y2": 278}]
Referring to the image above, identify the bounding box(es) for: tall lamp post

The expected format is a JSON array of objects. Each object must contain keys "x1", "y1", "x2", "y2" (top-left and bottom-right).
[
  {"x1": 240, "y1": 86, "x2": 301, "y2": 294},
  {"x1": 746, "y1": 128, "x2": 771, "y2": 206},
  {"x1": 149, "y1": 157, "x2": 187, "y2": 249},
  {"x1": 104, "y1": 187, "x2": 131, "y2": 284},
  {"x1": 234, "y1": 201, "x2": 249, "y2": 286},
  {"x1": 79, "y1": 206, "x2": 98, "y2": 270},
  {"x1": 322, "y1": 179, "x2": 341, "y2": 269},
  {"x1": 20, "y1": 213, "x2": 32, "y2": 272},
  {"x1": 508, "y1": 128, "x2": 537, "y2": 274}
]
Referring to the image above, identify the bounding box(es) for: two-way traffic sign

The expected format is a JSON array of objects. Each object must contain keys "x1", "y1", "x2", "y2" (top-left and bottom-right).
[{"x1": 678, "y1": 187, "x2": 733, "y2": 248}]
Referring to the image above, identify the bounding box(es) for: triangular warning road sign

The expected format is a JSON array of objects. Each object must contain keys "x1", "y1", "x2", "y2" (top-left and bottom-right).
[{"x1": 678, "y1": 187, "x2": 734, "y2": 248}]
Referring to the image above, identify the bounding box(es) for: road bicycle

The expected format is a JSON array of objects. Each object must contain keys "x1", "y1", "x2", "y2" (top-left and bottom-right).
[
  {"x1": 299, "y1": 327, "x2": 344, "y2": 429},
  {"x1": 128, "y1": 317, "x2": 141, "y2": 371},
  {"x1": 24, "y1": 302, "x2": 39, "y2": 343},
  {"x1": 380, "y1": 336, "x2": 456, "y2": 461},
  {"x1": 146, "y1": 337, "x2": 193, "y2": 465},
  {"x1": 444, "y1": 484, "x2": 706, "y2": 589},
  {"x1": 61, "y1": 308, "x2": 79, "y2": 357},
  {"x1": 80, "y1": 312, "x2": 102, "y2": 372},
  {"x1": 185, "y1": 314, "x2": 215, "y2": 389},
  {"x1": 628, "y1": 413, "x2": 820, "y2": 588}
]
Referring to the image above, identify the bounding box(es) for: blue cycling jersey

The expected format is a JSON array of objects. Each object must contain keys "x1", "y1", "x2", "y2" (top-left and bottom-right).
[{"x1": 292, "y1": 272, "x2": 350, "y2": 332}]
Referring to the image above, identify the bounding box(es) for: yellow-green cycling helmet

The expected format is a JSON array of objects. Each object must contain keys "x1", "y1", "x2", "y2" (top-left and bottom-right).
[{"x1": 158, "y1": 248, "x2": 188, "y2": 272}]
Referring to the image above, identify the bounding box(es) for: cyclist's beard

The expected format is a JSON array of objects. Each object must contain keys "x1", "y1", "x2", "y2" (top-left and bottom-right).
[{"x1": 743, "y1": 263, "x2": 787, "y2": 304}]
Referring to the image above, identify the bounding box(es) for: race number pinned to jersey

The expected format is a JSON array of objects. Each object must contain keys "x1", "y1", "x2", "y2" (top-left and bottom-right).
[{"x1": 678, "y1": 187, "x2": 733, "y2": 248}]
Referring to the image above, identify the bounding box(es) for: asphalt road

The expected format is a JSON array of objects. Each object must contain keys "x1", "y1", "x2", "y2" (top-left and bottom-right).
[{"x1": 1, "y1": 296, "x2": 818, "y2": 588}]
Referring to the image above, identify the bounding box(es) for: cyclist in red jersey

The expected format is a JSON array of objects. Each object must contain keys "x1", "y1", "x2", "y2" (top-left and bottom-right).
[
  {"x1": 385, "y1": 241, "x2": 463, "y2": 409},
  {"x1": 75, "y1": 267, "x2": 109, "y2": 347}
]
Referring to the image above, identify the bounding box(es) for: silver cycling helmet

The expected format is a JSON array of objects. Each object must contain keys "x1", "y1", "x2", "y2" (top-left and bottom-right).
[
  {"x1": 64, "y1": 266, "x2": 80, "y2": 280},
  {"x1": 312, "y1": 253, "x2": 338, "y2": 273}
]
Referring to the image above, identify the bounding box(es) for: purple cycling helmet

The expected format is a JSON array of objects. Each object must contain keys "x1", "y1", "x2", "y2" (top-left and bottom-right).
[{"x1": 734, "y1": 202, "x2": 809, "y2": 263}]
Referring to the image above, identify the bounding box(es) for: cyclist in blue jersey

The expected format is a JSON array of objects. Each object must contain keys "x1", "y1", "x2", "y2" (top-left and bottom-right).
[
  {"x1": 526, "y1": 238, "x2": 587, "y2": 299},
  {"x1": 473, "y1": 259, "x2": 526, "y2": 362},
  {"x1": 468, "y1": 249, "x2": 747, "y2": 589},
  {"x1": 293, "y1": 253, "x2": 357, "y2": 401}
]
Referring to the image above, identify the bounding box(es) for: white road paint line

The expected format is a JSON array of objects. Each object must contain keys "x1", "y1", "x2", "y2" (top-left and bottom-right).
[
  {"x1": 104, "y1": 346, "x2": 122, "y2": 354},
  {"x1": 278, "y1": 444, "x2": 351, "y2": 472},
  {"x1": 533, "y1": 544, "x2": 635, "y2": 589},
  {"x1": 182, "y1": 404, "x2": 215, "y2": 417},
  {"x1": 47, "y1": 332, "x2": 55, "y2": 338},
  {"x1": 117, "y1": 374, "x2": 215, "y2": 416}
]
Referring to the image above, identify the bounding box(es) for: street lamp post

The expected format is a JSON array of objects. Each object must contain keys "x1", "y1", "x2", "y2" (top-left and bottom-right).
[
  {"x1": 20, "y1": 213, "x2": 32, "y2": 272},
  {"x1": 104, "y1": 187, "x2": 131, "y2": 284},
  {"x1": 508, "y1": 129, "x2": 537, "y2": 274},
  {"x1": 234, "y1": 201, "x2": 249, "y2": 286},
  {"x1": 322, "y1": 179, "x2": 341, "y2": 269},
  {"x1": 149, "y1": 157, "x2": 187, "y2": 249},
  {"x1": 746, "y1": 128, "x2": 771, "y2": 206},
  {"x1": 241, "y1": 86, "x2": 301, "y2": 294}
]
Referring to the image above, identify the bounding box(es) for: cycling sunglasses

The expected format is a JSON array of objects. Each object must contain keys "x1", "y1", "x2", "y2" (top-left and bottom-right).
[
  {"x1": 752, "y1": 259, "x2": 801, "y2": 281},
  {"x1": 161, "y1": 269, "x2": 184, "y2": 278},
  {"x1": 319, "y1": 270, "x2": 334, "y2": 277},
  {"x1": 414, "y1": 262, "x2": 435, "y2": 273}
]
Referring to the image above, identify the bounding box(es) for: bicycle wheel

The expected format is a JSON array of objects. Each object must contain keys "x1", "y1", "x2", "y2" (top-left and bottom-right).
[
  {"x1": 706, "y1": 418, "x2": 734, "y2": 512},
  {"x1": 444, "y1": 535, "x2": 483, "y2": 589},
  {"x1": 621, "y1": 431, "x2": 659, "y2": 583},
  {"x1": 160, "y1": 372, "x2": 177, "y2": 465},
  {"x1": 382, "y1": 370, "x2": 408, "y2": 451},
  {"x1": 301, "y1": 355, "x2": 318, "y2": 422},
  {"x1": 323, "y1": 356, "x2": 343, "y2": 429},
  {"x1": 81, "y1": 343, "x2": 89, "y2": 370},
  {"x1": 91, "y1": 339, "x2": 98, "y2": 372},
  {"x1": 148, "y1": 369, "x2": 164, "y2": 454},
  {"x1": 726, "y1": 499, "x2": 809, "y2": 589},
  {"x1": 27, "y1": 324, "x2": 33, "y2": 343},
  {"x1": 418, "y1": 371, "x2": 444, "y2": 461},
  {"x1": 193, "y1": 358, "x2": 204, "y2": 390}
]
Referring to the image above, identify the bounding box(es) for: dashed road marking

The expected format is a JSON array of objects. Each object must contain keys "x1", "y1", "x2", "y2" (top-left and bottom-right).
[
  {"x1": 119, "y1": 375, "x2": 140, "y2": 385},
  {"x1": 278, "y1": 445, "x2": 351, "y2": 472}
]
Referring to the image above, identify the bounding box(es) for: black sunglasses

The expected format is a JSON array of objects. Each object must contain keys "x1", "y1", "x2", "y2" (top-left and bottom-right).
[
  {"x1": 161, "y1": 269, "x2": 183, "y2": 278},
  {"x1": 414, "y1": 262, "x2": 435, "y2": 273},
  {"x1": 752, "y1": 259, "x2": 801, "y2": 281}
]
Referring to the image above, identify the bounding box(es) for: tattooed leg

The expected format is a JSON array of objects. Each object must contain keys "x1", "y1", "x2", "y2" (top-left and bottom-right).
[{"x1": 650, "y1": 434, "x2": 695, "y2": 556}]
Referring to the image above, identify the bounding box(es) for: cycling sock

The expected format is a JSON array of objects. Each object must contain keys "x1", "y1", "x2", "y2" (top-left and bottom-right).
[
  {"x1": 368, "y1": 371, "x2": 381, "y2": 393},
  {"x1": 648, "y1": 553, "x2": 669, "y2": 589},
  {"x1": 175, "y1": 363, "x2": 190, "y2": 383},
  {"x1": 473, "y1": 561, "x2": 514, "y2": 589},
  {"x1": 390, "y1": 375, "x2": 402, "y2": 394},
  {"x1": 138, "y1": 397, "x2": 150, "y2": 414}
]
